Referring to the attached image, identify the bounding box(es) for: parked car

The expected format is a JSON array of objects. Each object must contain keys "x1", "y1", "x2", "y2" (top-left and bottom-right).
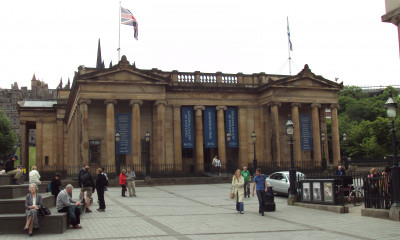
[{"x1": 266, "y1": 171, "x2": 305, "y2": 195}]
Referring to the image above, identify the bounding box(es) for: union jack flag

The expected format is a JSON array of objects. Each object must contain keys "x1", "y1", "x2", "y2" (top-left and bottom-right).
[{"x1": 121, "y1": 6, "x2": 138, "y2": 40}]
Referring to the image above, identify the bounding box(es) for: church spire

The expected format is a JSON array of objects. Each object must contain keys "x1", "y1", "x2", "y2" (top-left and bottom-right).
[{"x1": 96, "y1": 38, "x2": 103, "y2": 69}]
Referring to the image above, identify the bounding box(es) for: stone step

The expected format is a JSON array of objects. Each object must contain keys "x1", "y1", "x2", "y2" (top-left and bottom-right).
[
  {"x1": 0, "y1": 174, "x2": 24, "y2": 186},
  {"x1": 0, "y1": 211, "x2": 68, "y2": 234},
  {"x1": 0, "y1": 182, "x2": 49, "y2": 199},
  {"x1": 0, "y1": 193, "x2": 56, "y2": 214}
]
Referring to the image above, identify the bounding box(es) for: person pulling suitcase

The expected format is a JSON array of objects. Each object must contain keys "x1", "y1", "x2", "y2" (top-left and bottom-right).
[{"x1": 252, "y1": 168, "x2": 268, "y2": 216}]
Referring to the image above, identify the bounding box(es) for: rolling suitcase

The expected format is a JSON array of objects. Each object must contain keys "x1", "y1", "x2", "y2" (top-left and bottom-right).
[{"x1": 264, "y1": 187, "x2": 276, "y2": 212}]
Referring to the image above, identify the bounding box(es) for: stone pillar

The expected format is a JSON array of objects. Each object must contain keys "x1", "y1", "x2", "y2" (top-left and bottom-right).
[
  {"x1": 311, "y1": 103, "x2": 322, "y2": 167},
  {"x1": 291, "y1": 103, "x2": 302, "y2": 166},
  {"x1": 238, "y1": 106, "x2": 248, "y2": 169},
  {"x1": 263, "y1": 106, "x2": 272, "y2": 163},
  {"x1": 173, "y1": 105, "x2": 182, "y2": 170},
  {"x1": 79, "y1": 99, "x2": 91, "y2": 165},
  {"x1": 155, "y1": 101, "x2": 167, "y2": 171},
  {"x1": 130, "y1": 100, "x2": 143, "y2": 166},
  {"x1": 320, "y1": 106, "x2": 330, "y2": 164},
  {"x1": 20, "y1": 122, "x2": 28, "y2": 172},
  {"x1": 194, "y1": 105, "x2": 205, "y2": 172},
  {"x1": 331, "y1": 104, "x2": 341, "y2": 166},
  {"x1": 216, "y1": 106, "x2": 227, "y2": 165},
  {"x1": 105, "y1": 100, "x2": 117, "y2": 167},
  {"x1": 36, "y1": 121, "x2": 43, "y2": 167},
  {"x1": 57, "y1": 119, "x2": 64, "y2": 167},
  {"x1": 271, "y1": 103, "x2": 281, "y2": 165}
]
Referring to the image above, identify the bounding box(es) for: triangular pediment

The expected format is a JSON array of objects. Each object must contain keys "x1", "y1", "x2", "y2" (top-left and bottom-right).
[
  {"x1": 267, "y1": 64, "x2": 343, "y2": 89},
  {"x1": 77, "y1": 56, "x2": 170, "y2": 85}
]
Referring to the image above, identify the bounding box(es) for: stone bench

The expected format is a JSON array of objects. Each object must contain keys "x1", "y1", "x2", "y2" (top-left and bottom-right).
[
  {"x1": 0, "y1": 183, "x2": 49, "y2": 199},
  {"x1": 0, "y1": 193, "x2": 56, "y2": 214},
  {"x1": 0, "y1": 174, "x2": 24, "y2": 186},
  {"x1": 0, "y1": 212, "x2": 68, "y2": 234}
]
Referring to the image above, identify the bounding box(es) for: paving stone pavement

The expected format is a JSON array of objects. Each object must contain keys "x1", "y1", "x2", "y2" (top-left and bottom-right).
[{"x1": 2, "y1": 183, "x2": 400, "y2": 239}]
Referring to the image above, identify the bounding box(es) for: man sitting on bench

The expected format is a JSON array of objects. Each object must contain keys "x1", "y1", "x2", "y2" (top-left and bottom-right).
[
  {"x1": 5, "y1": 155, "x2": 23, "y2": 185},
  {"x1": 56, "y1": 184, "x2": 83, "y2": 229}
]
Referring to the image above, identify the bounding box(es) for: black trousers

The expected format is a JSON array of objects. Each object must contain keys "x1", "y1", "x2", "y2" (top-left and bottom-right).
[
  {"x1": 244, "y1": 181, "x2": 250, "y2": 197},
  {"x1": 97, "y1": 188, "x2": 106, "y2": 209},
  {"x1": 121, "y1": 185, "x2": 126, "y2": 196},
  {"x1": 256, "y1": 190, "x2": 266, "y2": 213},
  {"x1": 58, "y1": 206, "x2": 81, "y2": 226}
]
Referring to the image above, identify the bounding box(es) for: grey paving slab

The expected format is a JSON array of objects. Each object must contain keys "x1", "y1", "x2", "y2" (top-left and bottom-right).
[{"x1": 1, "y1": 183, "x2": 400, "y2": 239}]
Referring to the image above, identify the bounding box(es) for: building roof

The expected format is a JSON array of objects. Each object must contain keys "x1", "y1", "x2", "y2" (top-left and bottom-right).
[{"x1": 18, "y1": 100, "x2": 57, "y2": 108}]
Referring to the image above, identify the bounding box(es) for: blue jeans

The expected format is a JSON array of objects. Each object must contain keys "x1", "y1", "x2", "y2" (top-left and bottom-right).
[{"x1": 236, "y1": 202, "x2": 244, "y2": 212}]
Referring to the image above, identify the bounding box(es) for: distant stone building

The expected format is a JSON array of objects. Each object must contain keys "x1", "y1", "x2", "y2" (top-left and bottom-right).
[
  {"x1": 18, "y1": 51, "x2": 344, "y2": 174},
  {"x1": 0, "y1": 75, "x2": 59, "y2": 144}
]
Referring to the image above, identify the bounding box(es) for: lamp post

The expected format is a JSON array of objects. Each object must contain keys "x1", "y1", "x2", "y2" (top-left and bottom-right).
[
  {"x1": 385, "y1": 91, "x2": 400, "y2": 207},
  {"x1": 251, "y1": 131, "x2": 257, "y2": 171},
  {"x1": 286, "y1": 115, "x2": 297, "y2": 199},
  {"x1": 226, "y1": 132, "x2": 232, "y2": 174},
  {"x1": 145, "y1": 131, "x2": 151, "y2": 177},
  {"x1": 321, "y1": 132, "x2": 327, "y2": 171},
  {"x1": 342, "y1": 133, "x2": 348, "y2": 170},
  {"x1": 115, "y1": 132, "x2": 120, "y2": 176}
]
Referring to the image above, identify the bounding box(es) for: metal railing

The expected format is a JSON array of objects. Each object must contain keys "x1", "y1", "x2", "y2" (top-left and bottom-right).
[{"x1": 363, "y1": 175, "x2": 392, "y2": 210}]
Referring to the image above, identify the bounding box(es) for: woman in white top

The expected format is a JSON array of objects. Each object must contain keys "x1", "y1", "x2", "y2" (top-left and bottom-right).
[{"x1": 29, "y1": 166, "x2": 41, "y2": 185}]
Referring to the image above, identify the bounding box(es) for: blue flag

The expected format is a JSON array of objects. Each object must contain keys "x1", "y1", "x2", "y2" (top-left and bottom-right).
[{"x1": 287, "y1": 17, "x2": 293, "y2": 51}]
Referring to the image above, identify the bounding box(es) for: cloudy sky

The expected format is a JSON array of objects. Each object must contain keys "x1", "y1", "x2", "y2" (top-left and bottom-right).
[{"x1": 0, "y1": 0, "x2": 399, "y2": 89}]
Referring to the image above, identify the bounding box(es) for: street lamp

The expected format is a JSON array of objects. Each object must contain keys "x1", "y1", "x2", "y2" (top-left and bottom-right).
[
  {"x1": 321, "y1": 132, "x2": 327, "y2": 171},
  {"x1": 115, "y1": 132, "x2": 120, "y2": 176},
  {"x1": 342, "y1": 133, "x2": 348, "y2": 170},
  {"x1": 226, "y1": 132, "x2": 232, "y2": 174},
  {"x1": 286, "y1": 115, "x2": 296, "y2": 198},
  {"x1": 251, "y1": 131, "x2": 257, "y2": 171},
  {"x1": 145, "y1": 131, "x2": 151, "y2": 177},
  {"x1": 385, "y1": 90, "x2": 400, "y2": 207}
]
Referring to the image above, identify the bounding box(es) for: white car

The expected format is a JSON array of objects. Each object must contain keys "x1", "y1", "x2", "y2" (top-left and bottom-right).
[{"x1": 266, "y1": 171, "x2": 305, "y2": 195}]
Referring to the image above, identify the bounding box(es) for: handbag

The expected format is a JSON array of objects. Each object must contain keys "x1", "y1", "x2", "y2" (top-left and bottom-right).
[
  {"x1": 38, "y1": 206, "x2": 51, "y2": 216},
  {"x1": 230, "y1": 186, "x2": 235, "y2": 199}
]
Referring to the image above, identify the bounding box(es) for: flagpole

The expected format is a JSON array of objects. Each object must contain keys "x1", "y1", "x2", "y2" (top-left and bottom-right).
[
  {"x1": 118, "y1": 0, "x2": 121, "y2": 61},
  {"x1": 287, "y1": 17, "x2": 292, "y2": 75}
]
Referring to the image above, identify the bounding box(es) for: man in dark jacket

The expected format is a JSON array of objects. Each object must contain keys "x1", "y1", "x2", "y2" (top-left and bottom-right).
[
  {"x1": 5, "y1": 155, "x2": 22, "y2": 184},
  {"x1": 77, "y1": 164, "x2": 86, "y2": 200},
  {"x1": 95, "y1": 168, "x2": 107, "y2": 212},
  {"x1": 80, "y1": 166, "x2": 94, "y2": 213}
]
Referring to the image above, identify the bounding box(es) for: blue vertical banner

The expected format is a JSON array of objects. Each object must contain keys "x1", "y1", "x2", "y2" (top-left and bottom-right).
[
  {"x1": 181, "y1": 106, "x2": 194, "y2": 149},
  {"x1": 299, "y1": 114, "x2": 313, "y2": 151},
  {"x1": 115, "y1": 113, "x2": 132, "y2": 154},
  {"x1": 203, "y1": 106, "x2": 217, "y2": 148},
  {"x1": 225, "y1": 107, "x2": 238, "y2": 148}
]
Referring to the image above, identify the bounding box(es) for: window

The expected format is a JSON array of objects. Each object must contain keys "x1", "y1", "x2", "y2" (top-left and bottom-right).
[
  {"x1": 89, "y1": 140, "x2": 101, "y2": 164},
  {"x1": 12, "y1": 105, "x2": 16, "y2": 111},
  {"x1": 6, "y1": 105, "x2": 10, "y2": 111},
  {"x1": 13, "y1": 118, "x2": 16, "y2": 126}
]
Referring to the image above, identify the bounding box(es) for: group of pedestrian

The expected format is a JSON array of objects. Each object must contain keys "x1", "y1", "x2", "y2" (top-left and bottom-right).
[
  {"x1": 119, "y1": 168, "x2": 136, "y2": 197},
  {"x1": 231, "y1": 167, "x2": 268, "y2": 216}
]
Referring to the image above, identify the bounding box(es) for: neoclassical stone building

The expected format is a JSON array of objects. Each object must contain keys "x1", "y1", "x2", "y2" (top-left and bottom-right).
[{"x1": 18, "y1": 55, "x2": 343, "y2": 174}]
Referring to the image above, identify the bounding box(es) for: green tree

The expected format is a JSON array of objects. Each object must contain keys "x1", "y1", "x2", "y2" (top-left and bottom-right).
[{"x1": 0, "y1": 110, "x2": 17, "y2": 156}]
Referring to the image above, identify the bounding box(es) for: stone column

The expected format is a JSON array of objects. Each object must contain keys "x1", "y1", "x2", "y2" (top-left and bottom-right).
[
  {"x1": 271, "y1": 103, "x2": 281, "y2": 165},
  {"x1": 291, "y1": 103, "x2": 302, "y2": 166},
  {"x1": 105, "y1": 100, "x2": 117, "y2": 167},
  {"x1": 311, "y1": 103, "x2": 322, "y2": 166},
  {"x1": 79, "y1": 99, "x2": 91, "y2": 165},
  {"x1": 57, "y1": 119, "x2": 64, "y2": 167},
  {"x1": 216, "y1": 106, "x2": 227, "y2": 165},
  {"x1": 155, "y1": 101, "x2": 167, "y2": 171},
  {"x1": 194, "y1": 105, "x2": 205, "y2": 172},
  {"x1": 238, "y1": 106, "x2": 248, "y2": 169},
  {"x1": 36, "y1": 121, "x2": 43, "y2": 167},
  {"x1": 331, "y1": 104, "x2": 341, "y2": 166},
  {"x1": 130, "y1": 100, "x2": 143, "y2": 166},
  {"x1": 173, "y1": 105, "x2": 182, "y2": 170},
  {"x1": 20, "y1": 121, "x2": 28, "y2": 172},
  {"x1": 263, "y1": 106, "x2": 272, "y2": 163}
]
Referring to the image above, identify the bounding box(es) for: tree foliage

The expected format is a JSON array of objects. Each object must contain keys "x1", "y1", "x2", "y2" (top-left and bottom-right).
[
  {"x1": 338, "y1": 86, "x2": 399, "y2": 159},
  {"x1": 0, "y1": 110, "x2": 17, "y2": 156}
]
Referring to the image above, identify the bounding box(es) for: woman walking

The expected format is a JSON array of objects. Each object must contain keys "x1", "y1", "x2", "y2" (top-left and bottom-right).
[
  {"x1": 232, "y1": 169, "x2": 245, "y2": 214},
  {"x1": 24, "y1": 183, "x2": 43, "y2": 236},
  {"x1": 119, "y1": 169, "x2": 127, "y2": 197}
]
